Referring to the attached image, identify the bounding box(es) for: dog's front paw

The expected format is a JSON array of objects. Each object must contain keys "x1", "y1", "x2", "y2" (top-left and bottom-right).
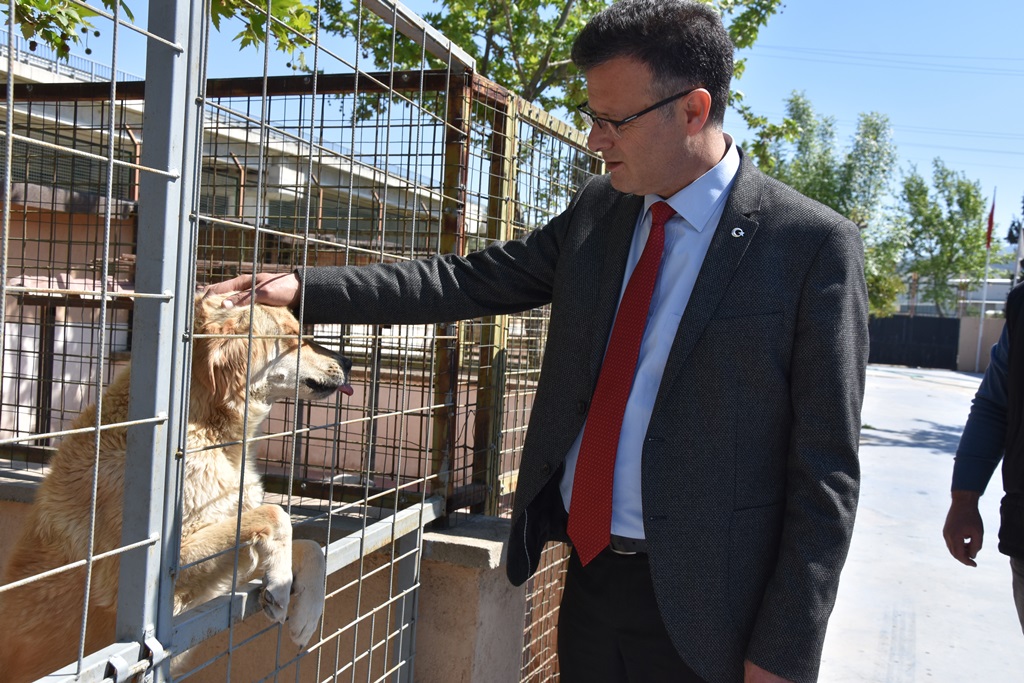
[
  {"x1": 287, "y1": 539, "x2": 327, "y2": 647},
  {"x1": 260, "y1": 570, "x2": 292, "y2": 624}
]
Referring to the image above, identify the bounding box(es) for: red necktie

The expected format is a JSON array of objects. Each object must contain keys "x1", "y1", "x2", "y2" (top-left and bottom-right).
[{"x1": 567, "y1": 201, "x2": 675, "y2": 565}]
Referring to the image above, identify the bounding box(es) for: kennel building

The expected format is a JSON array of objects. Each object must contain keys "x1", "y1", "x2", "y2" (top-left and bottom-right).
[{"x1": 0, "y1": 1, "x2": 599, "y2": 681}]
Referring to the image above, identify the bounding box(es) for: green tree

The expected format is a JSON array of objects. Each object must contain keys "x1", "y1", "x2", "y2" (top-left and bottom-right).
[
  {"x1": 764, "y1": 92, "x2": 903, "y2": 317},
  {"x1": 13, "y1": 0, "x2": 794, "y2": 161},
  {"x1": 5, "y1": 0, "x2": 313, "y2": 60},
  {"x1": 318, "y1": 0, "x2": 793, "y2": 160},
  {"x1": 899, "y1": 159, "x2": 1003, "y2": 317}
]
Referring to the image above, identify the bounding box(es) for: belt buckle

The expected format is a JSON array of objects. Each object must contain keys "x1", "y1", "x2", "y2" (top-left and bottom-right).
[{"x1": 609, "y1": 535, "x2": 641, "y2": 555}]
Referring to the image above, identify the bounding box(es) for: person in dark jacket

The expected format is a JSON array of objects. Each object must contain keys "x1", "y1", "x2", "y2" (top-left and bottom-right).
[{"x1": 944, "y1": 283, "x2": 1024, "y2": 633}]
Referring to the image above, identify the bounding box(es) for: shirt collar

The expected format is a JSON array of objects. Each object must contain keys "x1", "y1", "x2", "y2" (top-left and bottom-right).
[{"x1": 642, "y1": 133, "x2": 740, "y2": 232}]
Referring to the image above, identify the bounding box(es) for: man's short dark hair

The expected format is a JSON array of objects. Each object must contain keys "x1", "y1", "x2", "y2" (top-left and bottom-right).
[{"x1": 571, "y1": 0, "x2": 734, "y2": 126}]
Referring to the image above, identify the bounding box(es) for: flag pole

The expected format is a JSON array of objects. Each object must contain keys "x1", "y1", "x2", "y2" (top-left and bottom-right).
[
  {"x1": 1016, "y1": 212, "x2": 1024, "y2": 285},
  {"x1": 975, "y1": 188, "x2": 996, "y2": 372}
]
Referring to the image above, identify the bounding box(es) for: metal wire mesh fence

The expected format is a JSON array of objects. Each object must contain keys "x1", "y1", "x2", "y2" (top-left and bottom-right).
[
  {"x1": 520, "y1": 542, "x2": 571, "y2": 682},
  {"x1": 0, "y1": 2, "x2": 598, "y2": 681}
]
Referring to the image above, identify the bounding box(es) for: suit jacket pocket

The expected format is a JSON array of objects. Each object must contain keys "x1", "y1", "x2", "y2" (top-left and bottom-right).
[{"x1": 727, "y1": 502, "x2": 784, "y2": 637}]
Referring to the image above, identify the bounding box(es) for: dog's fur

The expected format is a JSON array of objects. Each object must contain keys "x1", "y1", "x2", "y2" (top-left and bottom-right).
[{"x1": 0, "y1": 294, "x2": 352, "y2": 682}]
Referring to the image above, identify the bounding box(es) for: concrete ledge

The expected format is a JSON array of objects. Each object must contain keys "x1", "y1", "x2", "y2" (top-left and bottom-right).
[
  {"x1": 0, "y1": 469, "x2": 43, "y2": 504},
  {"x1": 422, "y1": 515, "x2": 511, "y2": 570}
]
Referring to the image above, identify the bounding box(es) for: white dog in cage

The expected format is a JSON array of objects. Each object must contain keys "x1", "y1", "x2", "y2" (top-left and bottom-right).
[{"x1": 0, "y1": 293, "x2": 352, "y2": 682}]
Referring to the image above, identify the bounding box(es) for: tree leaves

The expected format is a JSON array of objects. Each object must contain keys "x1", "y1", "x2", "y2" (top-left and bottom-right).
[
  {"x1": 764, "y1": 92, "x2": 904, "y2": 317},
  {"x1": 221, "y1": 0, "x2": 314, "y2": 53},
  {"x1": 6, "y1": 0, "x2": 104, "y2": 60},
  {"x1": 318, "y1": 0, "x2": 785, "y2": 132},
  {"x1": 898, "y1": 159, "x2": 1005, "y2": 316},
  {"x1": 11, "y1": 0, "x2": 792, "y2": 156},
  {"x1": 6, "y1": 0, "x2": 311, "y2": 59}
]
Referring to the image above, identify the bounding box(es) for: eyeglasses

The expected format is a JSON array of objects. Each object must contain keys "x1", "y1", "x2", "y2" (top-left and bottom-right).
[{"x1": 576, "y1": 87, "x2": 699, "y2": 137}]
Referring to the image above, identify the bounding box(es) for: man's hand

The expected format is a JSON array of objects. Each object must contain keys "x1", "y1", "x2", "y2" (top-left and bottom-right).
[
  {"x1": 744, "y1": 660, "x2": 794, "y2": 682},
  {"x1": 203, "y1": 272, "x2": 301, "y2": 309},
  {"x1": 943, "y1": 490, "x2": 983, "y2": 567}
]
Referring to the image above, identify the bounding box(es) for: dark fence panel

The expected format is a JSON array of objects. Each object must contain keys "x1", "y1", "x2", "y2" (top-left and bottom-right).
[{"x1": 868, "y1": 315, "x2": 961, "y2": 370}]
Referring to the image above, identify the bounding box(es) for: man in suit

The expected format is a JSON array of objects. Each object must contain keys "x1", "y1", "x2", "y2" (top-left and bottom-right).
[{"x1": 209, "y1": 1, "x2": 868, "y2": 681}]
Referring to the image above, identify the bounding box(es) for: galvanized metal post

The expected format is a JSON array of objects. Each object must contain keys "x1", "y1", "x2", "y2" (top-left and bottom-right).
[
  {"x1": 390, "y1": 530, "x2": 419, "y2": 682},
  {"x1": 115, "y1": 0, "x2": 204, "y2": 678}
]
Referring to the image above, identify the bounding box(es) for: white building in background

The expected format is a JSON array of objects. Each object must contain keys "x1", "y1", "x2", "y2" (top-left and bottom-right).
[{"x1": 0, "y1": 32, "x2": 489, "y2": 441}]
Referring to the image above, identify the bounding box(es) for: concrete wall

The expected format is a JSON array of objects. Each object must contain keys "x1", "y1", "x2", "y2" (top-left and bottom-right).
[{"x1": 419, "y1": 518, "x2": 527, "y2": 683}]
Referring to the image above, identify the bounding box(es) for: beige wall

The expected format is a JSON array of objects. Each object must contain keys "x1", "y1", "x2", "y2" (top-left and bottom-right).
[{"x1": 957, "y1": 316, "x2": 1005, "y2": 373}]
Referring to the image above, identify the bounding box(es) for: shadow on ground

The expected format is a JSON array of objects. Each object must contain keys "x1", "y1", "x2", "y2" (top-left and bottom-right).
[{"x1": 859, "y1": 421, "x2": 961, "y2": 454}]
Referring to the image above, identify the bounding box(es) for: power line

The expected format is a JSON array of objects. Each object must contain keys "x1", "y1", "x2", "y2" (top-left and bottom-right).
[
  {"x1": 729, "y1": 44, "x2": 1024, "y2": 174},
  {"x1": 748, "y1": 50, "x2": 1024, "y2": 78},
  {"x1": 734, "y1": 109, "x2": 1024, "y2": 143},
  {"x1": 900, "y1": 156, "x2": 1024, "y2": 173},
  {"x1": 756, "y1": 44, "x2": 1024, "y2": 62},
  {"x1": 897, "y1": 141, "x2": 1024, "y2": 157}
]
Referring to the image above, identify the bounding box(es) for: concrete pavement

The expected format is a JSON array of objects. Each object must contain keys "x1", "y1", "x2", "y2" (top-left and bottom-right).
[{"x1": 819, "y1": 365, "x2": 1023, "y2": 682}]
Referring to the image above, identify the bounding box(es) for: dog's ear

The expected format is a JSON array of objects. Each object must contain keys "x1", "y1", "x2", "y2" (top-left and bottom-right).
[{"x1": 192, "y1": 295, "x2": 261, "y2": 406}]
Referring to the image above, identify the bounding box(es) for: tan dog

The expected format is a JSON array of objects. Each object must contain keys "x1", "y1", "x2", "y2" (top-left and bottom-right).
[{"x1": 0, "y1": 294, "x2": 352, "y2": 682}]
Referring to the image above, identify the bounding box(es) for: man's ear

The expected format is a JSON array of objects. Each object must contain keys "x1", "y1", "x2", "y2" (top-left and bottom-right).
[{"x1": 680, "y1": 88, "x2": 713, "y2": 134}]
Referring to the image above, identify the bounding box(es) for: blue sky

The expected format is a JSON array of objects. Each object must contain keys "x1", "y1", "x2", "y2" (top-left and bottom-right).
[
  {"x1": 83, "y1": 0, "x2": 1024, "y2": 242},
  {"x1": 730, "y1": 0, "x2": 1024, "y2": 245}
]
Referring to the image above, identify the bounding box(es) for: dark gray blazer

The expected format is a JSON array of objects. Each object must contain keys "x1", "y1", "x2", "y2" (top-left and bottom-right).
[{"x1": 300, "y1": 151, "x2": 869, "y2": 683}]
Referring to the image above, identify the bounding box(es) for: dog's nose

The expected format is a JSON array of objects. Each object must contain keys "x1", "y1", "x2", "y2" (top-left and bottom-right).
[{"x1": 341, "y1": 356, "x2": 353, "y2": 373}]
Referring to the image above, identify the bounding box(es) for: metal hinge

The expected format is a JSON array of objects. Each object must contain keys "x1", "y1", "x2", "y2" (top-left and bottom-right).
[{"x1": 104, "y1": 636, "x2": 168, "y2": 683}]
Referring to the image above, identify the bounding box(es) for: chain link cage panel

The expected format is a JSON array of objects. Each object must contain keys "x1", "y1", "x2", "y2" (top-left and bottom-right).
[{"x1": 0, "y1": 2, "x2": 599, "y2": 681}]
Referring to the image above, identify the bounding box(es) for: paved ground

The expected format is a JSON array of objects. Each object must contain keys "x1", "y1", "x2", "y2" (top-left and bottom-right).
[{"x1": 819, "y1": 365, "x2": 1023, "y2": 682}]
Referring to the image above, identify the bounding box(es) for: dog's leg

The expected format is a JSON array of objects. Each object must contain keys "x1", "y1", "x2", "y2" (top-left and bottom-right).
[
  {"x1": 286, "y1": 539, "x2": 327, "y2": 647},
  {"x1": 175, "y1": 503, "x2": 293, "y2": 624}
]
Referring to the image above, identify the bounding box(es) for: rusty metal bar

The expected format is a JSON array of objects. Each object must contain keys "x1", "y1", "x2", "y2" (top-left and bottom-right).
[
  {"x1": 472, "y1": 91, "x2": 518, "y2": 516},
  {"x1": 0, "y1": 70, "x2": 455, "y2": 102},
  {"x1": 430, "y1": 70, "x2": 471, "y2": 526}
]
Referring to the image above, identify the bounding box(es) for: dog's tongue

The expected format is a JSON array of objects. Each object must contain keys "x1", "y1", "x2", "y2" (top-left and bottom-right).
[{"x1": 340, "y1": 385, "x2": 354, "y2": 396}]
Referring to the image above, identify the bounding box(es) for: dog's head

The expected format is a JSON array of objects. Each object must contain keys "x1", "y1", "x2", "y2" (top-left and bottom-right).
[{"x1": 192, "y1": 294, "x2": 353, "y2": 410}]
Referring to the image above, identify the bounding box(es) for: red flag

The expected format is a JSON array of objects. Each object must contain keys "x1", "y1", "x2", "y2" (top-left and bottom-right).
[{"x1": 987, "y1": 192, "x2": 996, "y2": 250}]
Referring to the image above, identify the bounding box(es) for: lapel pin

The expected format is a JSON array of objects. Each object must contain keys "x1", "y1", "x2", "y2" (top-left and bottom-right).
[{"x1": 731, "y1": 227, "x2": 745, "y2": 238}]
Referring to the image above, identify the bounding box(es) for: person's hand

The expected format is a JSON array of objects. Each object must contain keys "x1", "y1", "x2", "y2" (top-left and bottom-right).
[
  {"x1": 203, "y1": 272, "x2": 301, "y2": 309},
  {"x1": 943, "y1": 490, "x2": 984, "y2": 567},
  {"x1": 744, "y1": 660, "x2": 794, "y2": 682}
]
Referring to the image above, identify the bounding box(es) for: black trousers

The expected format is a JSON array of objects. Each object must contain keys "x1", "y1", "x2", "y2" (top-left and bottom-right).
[{"x1": 557, "y1": 547, "x2": 706, "y2": 683}]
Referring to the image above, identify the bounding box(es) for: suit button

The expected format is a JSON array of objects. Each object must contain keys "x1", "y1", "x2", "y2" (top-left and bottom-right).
[
  {"x1": 577, "y1": 400, "x2": 588, "y2": 415},
  {"x1": 541, "y1": 463, "x2": 552, "y2": 476}
]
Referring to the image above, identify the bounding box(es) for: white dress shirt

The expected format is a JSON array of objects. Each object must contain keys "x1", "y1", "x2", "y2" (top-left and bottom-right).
[{"x1": 560, "y1": 135, "x2": 741, "y2": 539}]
